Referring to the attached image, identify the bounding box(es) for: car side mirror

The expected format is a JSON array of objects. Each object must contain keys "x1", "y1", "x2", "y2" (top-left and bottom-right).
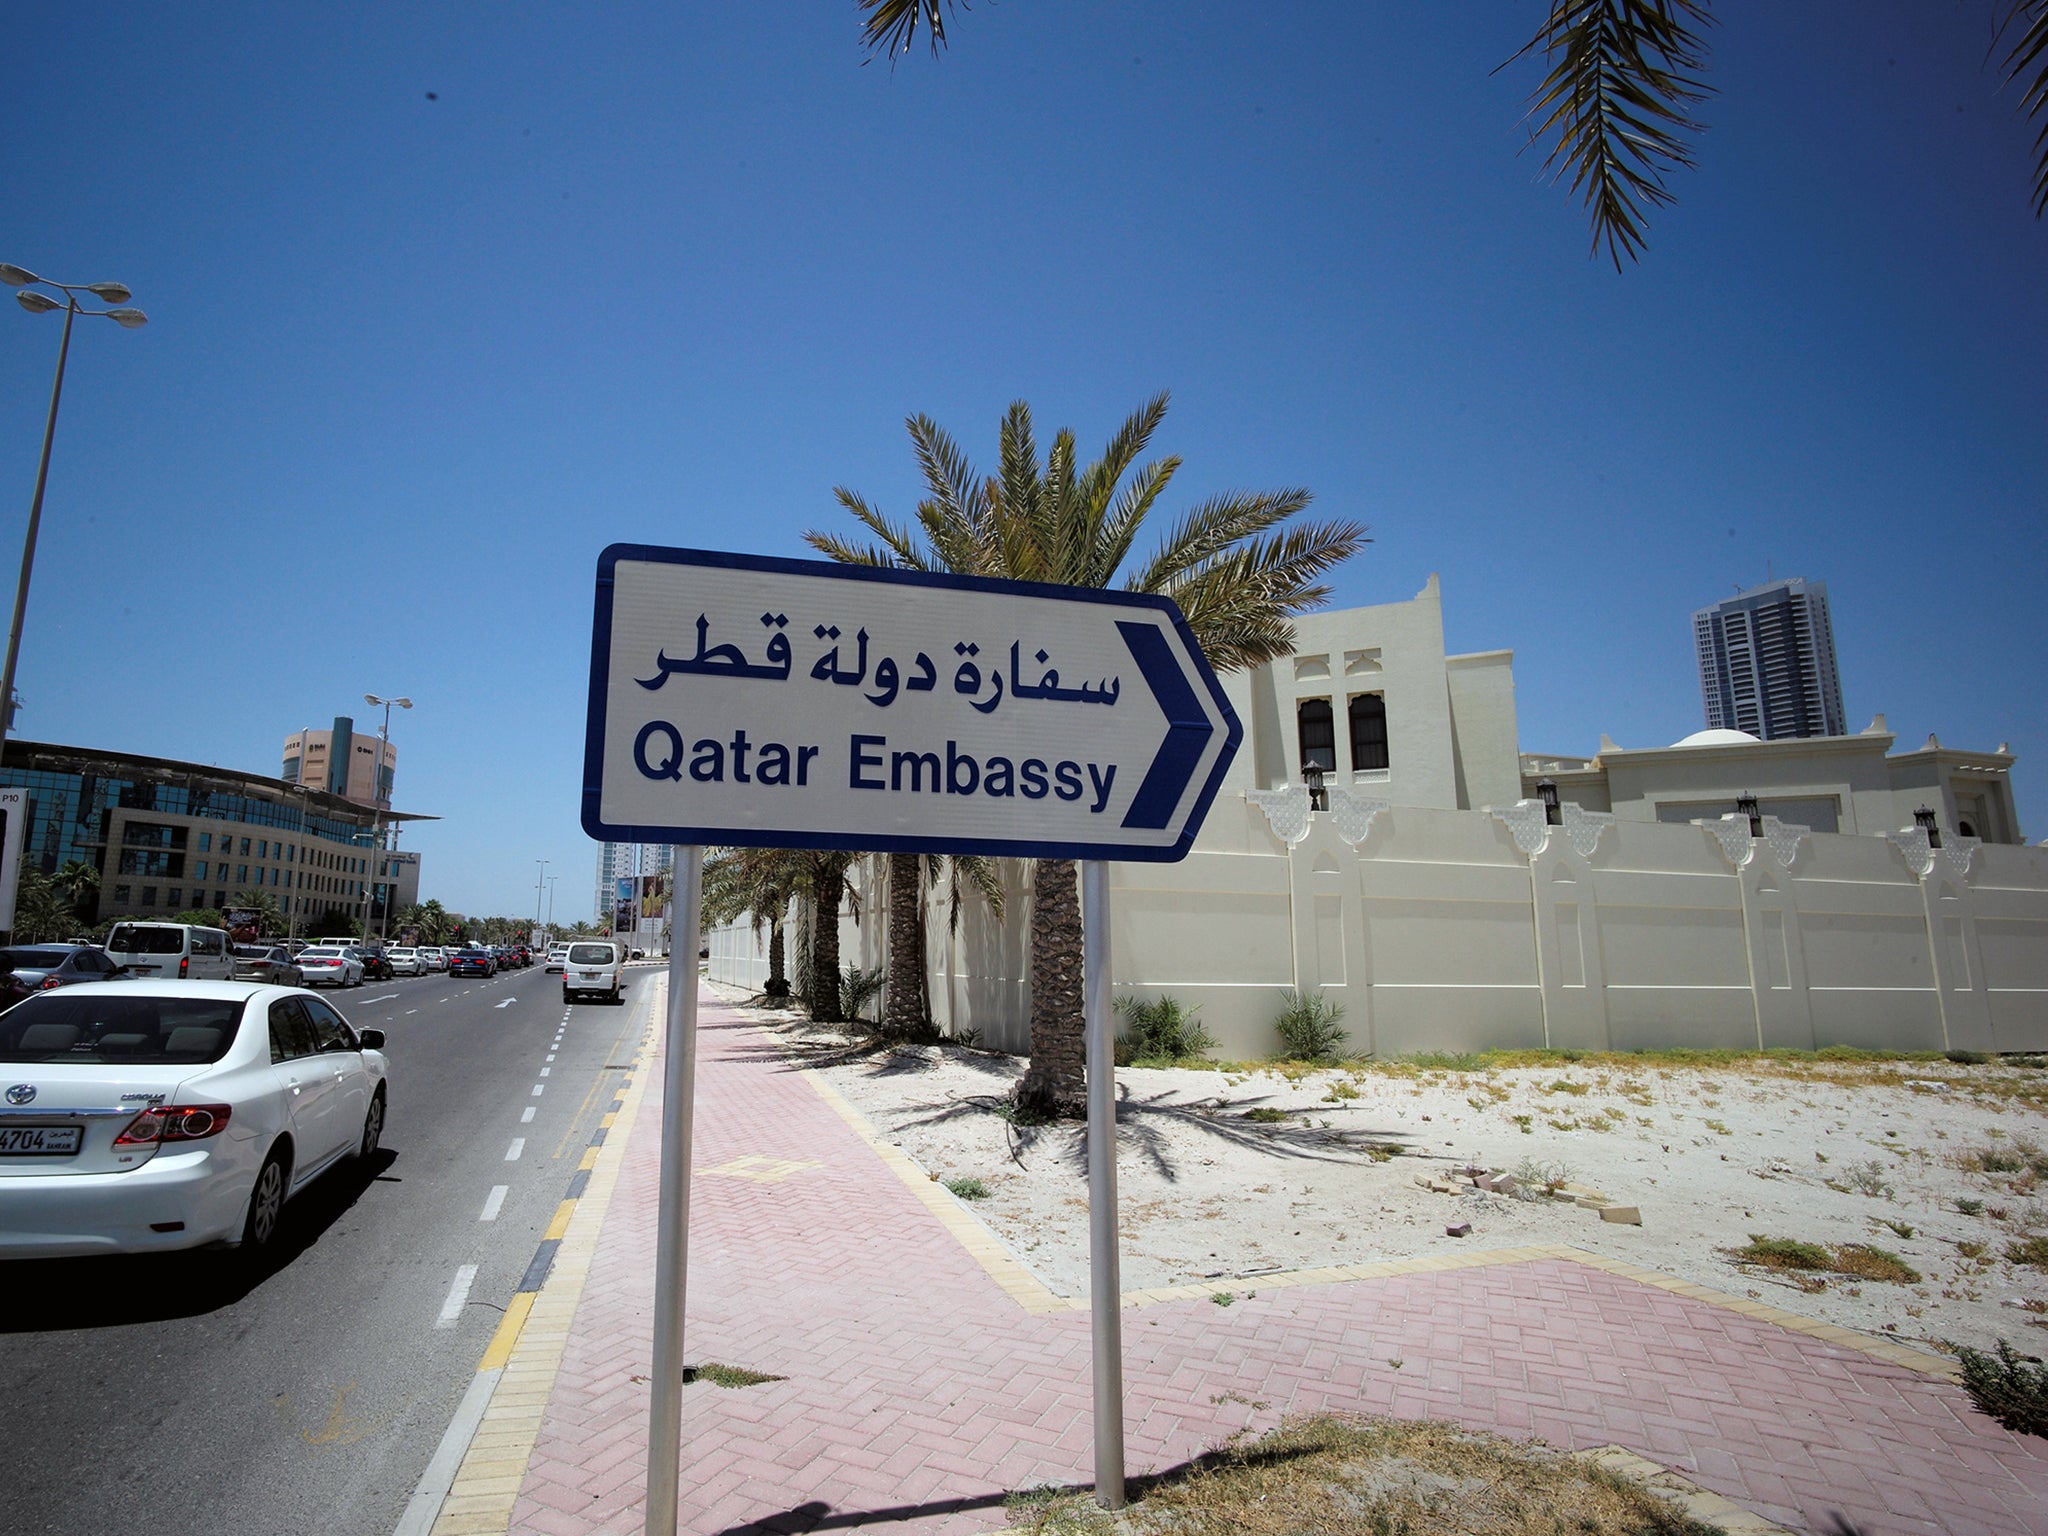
[{"x1": 357, "y1": 1028, "x2": 386, "y2": 1051}]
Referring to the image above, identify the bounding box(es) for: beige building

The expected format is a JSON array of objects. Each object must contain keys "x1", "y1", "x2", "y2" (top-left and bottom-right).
[
  {"x1": 282, "y1": 715, "x2": 399, "y2": 809},
  {"x1": 711, "y1": 578, "x2": 2046, "y2": 1060}
]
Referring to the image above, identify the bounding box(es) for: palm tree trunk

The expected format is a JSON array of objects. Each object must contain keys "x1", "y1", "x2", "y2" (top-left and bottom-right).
[
  {"x1": 765, "y1": 913, "x2": 788, "y2": 998},
  {"x1": 1014, "y1": 857, "x2": 1085, "y2": 1118},
  {"x1": 882, "y1": 852, "x2": 924, "y2": 1037},
  {"x1": 809, "y1": 879, "x2": 844, "y2": 1023}
]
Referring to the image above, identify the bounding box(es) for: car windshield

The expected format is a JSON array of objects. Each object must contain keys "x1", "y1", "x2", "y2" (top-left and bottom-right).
[
  {"x1": 0, "y1": 947, "x2": 76, "y2": 968},
  {"x1": 0, "y1": 994, "x2": 243, "y2": 1064},
  {"x1": 107, "y1": 925, "x2": 186, "y2": 955},
  {"x1": 568, "y1": 944, "x2": 615, "y2": 965}
]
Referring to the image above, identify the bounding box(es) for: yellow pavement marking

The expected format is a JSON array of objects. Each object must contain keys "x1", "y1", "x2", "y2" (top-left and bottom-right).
[
  {"x1": 795, "y1": 1061, "x2": 1966, "y2": 1378},
  {"x1": 430, "y1": 994, "x2": 661, "y2": 1536},
  {"x1": 699, "y1": 1154, "x2": 821, "y2": 1184},
  {"x1": 477, "y1": 1292, "x2": 536, "y2": 1372},
  {"x1": 542, "y1": 1199, "x2": 577, "y2": 1241}
]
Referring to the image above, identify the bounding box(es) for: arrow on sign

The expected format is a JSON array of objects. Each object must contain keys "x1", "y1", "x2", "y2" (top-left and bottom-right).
[
  {"x1": 1116, "y1": 620, "x2": 1214, "y2": 831},
  {"x1": 583, "y1": 546, "x2": 1242, "y2": 863}
]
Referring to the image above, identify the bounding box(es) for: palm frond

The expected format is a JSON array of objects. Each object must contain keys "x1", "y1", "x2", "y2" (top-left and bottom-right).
[
  {"x1": 857, "y1": 0, "x2": 961, "y2": 62},
  {"x1": 1998, "y1": 0, "x2": 2048, "y2": 216},
  {"x1": 820, "y1": 488, "x2": 937, "y2": 570},
  {"x1": 1123, "y1": 487, "x2": 1316, "y2": 596},
  {"x1": 1506, "y1": 0, "x2": 1716, "y2": 269},
  {"x1": 1160, "y1": 517, "x2": 1372, "y2": 672},
  {"x1": 1094, "y1": 455, "x2": 1181, "y2": 585}
]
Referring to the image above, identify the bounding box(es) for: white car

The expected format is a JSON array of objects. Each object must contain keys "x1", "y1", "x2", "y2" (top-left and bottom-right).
[
  {"x1": 544, "y1": 946, "x2": 570, "y2": 975},
  {"x1": 0, "y1": 981, "x2": 389, "y2": 1259},
  {"x1": 387, "y1": 947, "x2": 425, "y2": 977},
  {"x1": 296, "y1": 946, "x2": 364, "y2": 988},
  {"x1": 419, "y1": 947, "x2": 448, "y2": 973},
  {"x1": 562, "y1": 941, "x2": 624, "y2": 1004}
]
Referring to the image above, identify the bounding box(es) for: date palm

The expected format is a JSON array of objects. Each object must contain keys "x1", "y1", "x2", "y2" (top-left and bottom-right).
[
  {"x1": 857, "y1": 0, "x2": 2048, "y2": 264},
  {"x1": 808, "y1": 391, "x2": 1365, "y2": 1115},
  {"x1": 879, "y1": 851, "x2": 1004, "y2": 1039},
  {"x1": 53, "y1": 858, "x2": 99, "y2": 921}
]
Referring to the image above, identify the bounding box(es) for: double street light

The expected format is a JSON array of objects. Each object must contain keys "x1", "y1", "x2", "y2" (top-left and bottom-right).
[{"x1": 0, "y1": 264, "x2": 146, "y2": 749}]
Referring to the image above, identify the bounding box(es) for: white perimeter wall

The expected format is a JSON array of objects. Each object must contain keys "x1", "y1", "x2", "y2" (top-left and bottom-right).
[{"x1": 706, "y1": 795, "x2": 2048, "y2": 1060}]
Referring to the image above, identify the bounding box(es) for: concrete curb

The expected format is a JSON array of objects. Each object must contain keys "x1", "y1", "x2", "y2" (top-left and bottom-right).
[{"x1": 392, "y1": 978, "x2": 662, "y2": 1536}]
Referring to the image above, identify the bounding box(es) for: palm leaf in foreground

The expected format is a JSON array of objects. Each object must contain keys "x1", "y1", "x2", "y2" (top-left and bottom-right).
[{"x1": 1504, "y1": 0, "x2": 1716, "y2": 269}]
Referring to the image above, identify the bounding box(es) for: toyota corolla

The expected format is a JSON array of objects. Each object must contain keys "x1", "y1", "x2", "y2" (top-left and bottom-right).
[{"x1": 0, "y1": 981, "x2": 388, "y2": 1259}]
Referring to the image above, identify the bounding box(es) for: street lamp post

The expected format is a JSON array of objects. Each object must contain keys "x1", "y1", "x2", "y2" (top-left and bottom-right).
[
  {"x1": 534, "y1": 858, "x2": 549, "y2": 945},
  {"x1": 0, "y1": 265, "x2": 146, "y2": 748},
  {"x1": 359, "y1": 693, "x2": 411, "y2": 941},
  {"x1": 545, "y1": 876, "x2": 558, "y2": 938}
]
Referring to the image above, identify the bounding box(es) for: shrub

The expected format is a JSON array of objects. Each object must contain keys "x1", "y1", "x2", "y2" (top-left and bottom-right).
[
  {"x1": 944, "y1": 1176, "x2": 990, "y2": 1200},
  {"x1": 1115, "y1": 995, "x2": 1216, "y2": 1064},
  {"x1": 1272, "y1": 990, "x2": 1348, "y2": 1062},
  {"x1": 1956, "y1": 1339, "x2": 2048, "y2": 1438},
  {"x1": 1948, "y1": 1049, "x2": 1992, "y2": 1065},
  {"x1": 1832, "y1": 1244, "x2": 1920, "y2": 1284},
  {"x1": 840, "y1": 963, "x2": 887, "y2": 1023},
  {"x1": 1731, "y1": 1236, "x2": 1832, "y2": 1271},
  {"x1": 2007, "y1": 1236, "x2": 2048, "y2": 1268}
]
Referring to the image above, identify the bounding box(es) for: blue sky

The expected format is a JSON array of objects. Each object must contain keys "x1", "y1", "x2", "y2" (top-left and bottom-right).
[{"x1": 3, "y1": 1, "x2": 2043, "y2": 918}]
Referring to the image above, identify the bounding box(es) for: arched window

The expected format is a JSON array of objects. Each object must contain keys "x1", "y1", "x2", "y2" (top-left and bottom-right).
[
  {"x1": 1296, "y1": 698, "x2": 1336, "y2": 775},
  {"x1": 1349, "y1": 693, "x2": 1388, "y2": 771}
]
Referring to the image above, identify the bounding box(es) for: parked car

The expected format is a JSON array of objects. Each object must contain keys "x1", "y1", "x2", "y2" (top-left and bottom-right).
[
  {"x1": 387, "y1": 947, "x2": 425, "y2": 977},
  {"x1": 562, "y1": 941, "x2": 624, "y2": 1004},
  {"x1": 544, "y1": 946, "x2": 570, "y2": 974},
  {"x1": 0, "y1": 944, "x2": 125, "y2": 996},
  {"x1": 419, "y1": 946, "x2": 448, "y2": 972},
  {"x1": 232, "y1": 944, "x2": 303, "y2": 988},
  {"x1": 296, "y1": 946, "x2": 364, "y2": 988},
  {"x1": 447, "y1": 947, "x2": 495, "y2": 978},
  {"x1": 352, "y1": 946, "x2": 394, "y2": 982},
  {"x1": 104, "y1": 923, "x2": 236, "y2": 981},
  {"x1": 0, "y1": 980, "x2": 388, "y2": 1258}
]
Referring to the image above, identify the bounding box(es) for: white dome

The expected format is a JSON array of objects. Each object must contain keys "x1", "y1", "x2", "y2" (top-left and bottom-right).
[{"x1": 1671, "y1": 728, "x2": 1763, "y2": 748}]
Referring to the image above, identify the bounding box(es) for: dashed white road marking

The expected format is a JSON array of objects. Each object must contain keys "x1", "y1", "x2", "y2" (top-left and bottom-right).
[
  {"x1": 505, "y1": 1139, "x2": 525, "y2": 1161},
  {"x1": 480, "y1": 1186, "x2": 508, "y2": 1222},
  {"x1": 530, "y1": 1084, "x2": 544, "y2": 1097},
  {"x1": 539, "y1": 1067, "x2": 550, "y2": 1078},
  {"x1": 520, "y1": 1107, "x2": 535, "y2": 1123},
  {"x1": 437, "y1": 1265, "x2": 477, "y2": 1327}
]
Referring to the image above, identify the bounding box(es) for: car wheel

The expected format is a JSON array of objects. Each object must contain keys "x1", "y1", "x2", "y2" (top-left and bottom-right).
[
  {"x1": 242, "y1": 1148, "x2": 290, "y2": 1250},
  {"x1": 563, "y1": 990, "x2": 573, "y2": 1004},
  {"x1": 359, "y1": 1089, "x2": 385, "y2": 1160}
]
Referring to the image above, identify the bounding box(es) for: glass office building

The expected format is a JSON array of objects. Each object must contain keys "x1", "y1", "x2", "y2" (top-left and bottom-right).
[{"x1": 2, "y1": 739, "x2": 427, "y2": 927}]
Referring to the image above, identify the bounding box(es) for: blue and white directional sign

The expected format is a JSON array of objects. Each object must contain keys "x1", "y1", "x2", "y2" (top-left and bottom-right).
[{"x1": 582, "y1": 545, "x2": 1242, "y2": 862}]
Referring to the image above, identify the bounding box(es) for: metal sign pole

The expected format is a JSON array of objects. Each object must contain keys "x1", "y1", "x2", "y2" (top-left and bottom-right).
[
  {"x1": 644, "y1": 844, "x2": 703, "y2": 1536},
  {"x1": 1082, "y1": 858, "x2": 1126, "y2": 1509}
]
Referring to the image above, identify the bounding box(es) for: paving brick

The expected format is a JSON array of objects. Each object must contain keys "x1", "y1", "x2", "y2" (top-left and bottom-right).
[{"x1": 472, "y1": 991, "x2": 2048, "y2": 1536}]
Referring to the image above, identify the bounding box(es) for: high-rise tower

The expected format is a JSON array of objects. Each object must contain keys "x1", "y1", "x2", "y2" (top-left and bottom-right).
[{"x1": 1692, "y1": 577, "x2": 1846, "y2": 740}]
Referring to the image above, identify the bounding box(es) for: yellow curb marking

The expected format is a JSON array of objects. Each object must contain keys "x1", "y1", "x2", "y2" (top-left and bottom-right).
[
  {"x1": 478, "y1": 1292, "x2": 536, "y2": 1372},
  {"x1": 429, "y1": 988, "x2": 661, "y2": 1536},
  {"x1": 699, "y1": 1154, "x2": 821, "y2": 1183},
  {"x1": 542, "y1": 1198, "x2": 577, "y2": 1241}
]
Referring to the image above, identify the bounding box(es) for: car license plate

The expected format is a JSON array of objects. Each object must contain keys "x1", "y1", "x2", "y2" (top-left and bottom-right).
[{"x1": 0, "y1": 1125, "x2": 83, "y2": 1156}]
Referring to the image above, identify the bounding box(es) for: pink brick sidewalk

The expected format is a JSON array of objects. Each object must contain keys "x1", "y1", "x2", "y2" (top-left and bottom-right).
[{"x1": 508, "y1": 1000, "x2": 2048, "y2": 1535}]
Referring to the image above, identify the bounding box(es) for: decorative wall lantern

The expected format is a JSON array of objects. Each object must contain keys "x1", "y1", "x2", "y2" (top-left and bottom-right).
[
  {"x1": 1914, "y1": 805, "x2": 1942, "y2": 849},
  {"x1": 1736, "y1": 791, "x2": 1762, "y2": 837},
  {"x1": 1536, "y1": 778, "x2": 1561, "y2": 827},
  {"x1": 1304, "y1": 760, "x2": 1328, "y2": 812}
]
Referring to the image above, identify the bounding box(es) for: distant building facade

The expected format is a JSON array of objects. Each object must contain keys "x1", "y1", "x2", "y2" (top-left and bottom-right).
[
  {"x1": 282, "y1": 716, "x2": 398, "y2": 809},
  {"x1": 4, "y1": 738, "x2": 428, "y2": 930},
  {"x1": 1693, "y1": 577, "x2": 1846, "y2": 740}
]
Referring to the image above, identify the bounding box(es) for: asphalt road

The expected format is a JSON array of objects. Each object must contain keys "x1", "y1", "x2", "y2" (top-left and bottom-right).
[{"x1": 0, "y1": 961, "x2": 657, "y2": 1536}]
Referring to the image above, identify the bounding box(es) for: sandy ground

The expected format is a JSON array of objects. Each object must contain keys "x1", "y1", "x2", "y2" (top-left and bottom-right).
[{"x1": 704, "y1": 981, "x2": 2048, "y2": 1360}]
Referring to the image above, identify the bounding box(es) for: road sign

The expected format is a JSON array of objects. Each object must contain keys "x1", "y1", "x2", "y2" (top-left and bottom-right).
[{"x1": 583, "y1": 545, "x2": 1241, "y2": 862}]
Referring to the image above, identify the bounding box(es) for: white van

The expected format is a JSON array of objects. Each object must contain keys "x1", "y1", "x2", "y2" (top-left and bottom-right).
[
  {"x1": 562, "y1": 941, "x2": 623, "y2": 1004},
  {"x1": 104, "y1": 922, "x2": 236, "y2": 980}
]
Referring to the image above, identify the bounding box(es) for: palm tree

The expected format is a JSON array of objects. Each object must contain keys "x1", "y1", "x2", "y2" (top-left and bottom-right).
[
  {"x1": 8, "y1": 868, "x2": 67, "y2": 943},
  {"x1": 808, "y1": 392, "x2": 1366, "y2": 1115},
  {"x1": 704, "y1": 847, "x2": 800, "y2": 999},
  {"x1": 879, "y1": 852, "x2": 1004, "y2": 1039},
  {"x1": 53, "y1": 858, "x2": 99, "y2": 923},
  {"x1": 231, "y1": 888, "x2": 285, "y2": 937},
  {"x1": 856, "y1": 0, "x2": 2048, "y2": 262}
]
